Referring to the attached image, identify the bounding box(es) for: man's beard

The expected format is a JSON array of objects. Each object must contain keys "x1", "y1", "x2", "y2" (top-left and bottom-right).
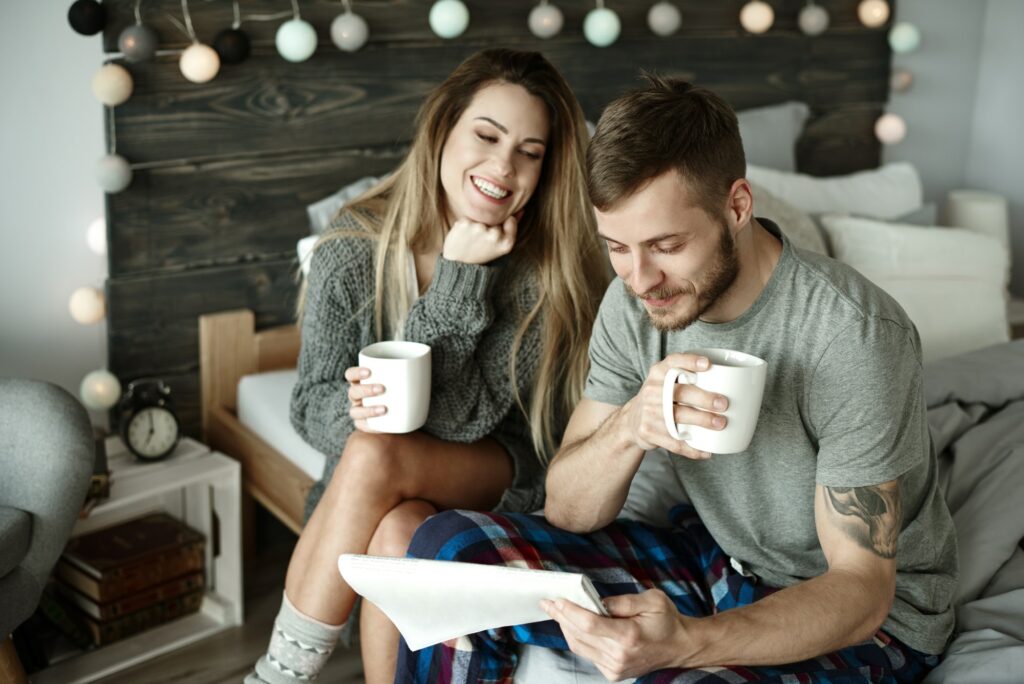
[{"x1": 627, "y1": 225, "x2": 739, "y2": 332}]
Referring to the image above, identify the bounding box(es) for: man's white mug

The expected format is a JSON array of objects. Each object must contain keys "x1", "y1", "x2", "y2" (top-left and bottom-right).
[
  {"x1": 358, "y1": 341, "x2": 432, "y2": 434},
  {"x1": 662, "y1": 348, "x2": 767, "y2": 454}
]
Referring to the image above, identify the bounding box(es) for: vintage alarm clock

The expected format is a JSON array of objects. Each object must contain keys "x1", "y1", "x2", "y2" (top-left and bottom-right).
[{"x1": 118, "y1": 378, "x2": 181, "y2": 461}]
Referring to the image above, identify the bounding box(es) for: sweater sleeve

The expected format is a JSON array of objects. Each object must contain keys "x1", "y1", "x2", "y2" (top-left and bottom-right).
[
  {"x1": 289, "y1": 232, "x2": 374, "y2": 461},
  {"x1": 402, "y1": 256, "x2": 541, "y2": 444}
]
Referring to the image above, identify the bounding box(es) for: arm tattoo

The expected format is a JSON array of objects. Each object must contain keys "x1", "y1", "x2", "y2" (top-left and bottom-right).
[{"x1": 824, "y1": 482, "x2": 901, "y2": 558}]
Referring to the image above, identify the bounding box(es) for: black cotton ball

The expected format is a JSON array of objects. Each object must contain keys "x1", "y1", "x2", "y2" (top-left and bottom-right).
[
  {"x1": 214, "y1": 28, "x2": 251, "y2": 64},
  {"x1": 68, "y1": 0, "x2": 106, "y2": 36}
]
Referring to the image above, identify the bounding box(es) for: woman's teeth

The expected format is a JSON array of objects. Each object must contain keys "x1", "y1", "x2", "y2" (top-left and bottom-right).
[{"x1": 472, "y1": 177, "x2": 509, "y2": 200}]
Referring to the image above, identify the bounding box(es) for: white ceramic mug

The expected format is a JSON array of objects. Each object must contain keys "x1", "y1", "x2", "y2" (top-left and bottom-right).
[
  {"x1": 662, "y1": 348, "x2": 767, "y2": 454},
  {"x1": 358, "y1": 341, "x2": 432, "y2": 433}
]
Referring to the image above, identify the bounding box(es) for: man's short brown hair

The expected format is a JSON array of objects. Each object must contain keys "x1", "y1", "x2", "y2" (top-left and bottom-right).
[{"x1": 587, "y1": 75, "x2": 746, "y2": 217}]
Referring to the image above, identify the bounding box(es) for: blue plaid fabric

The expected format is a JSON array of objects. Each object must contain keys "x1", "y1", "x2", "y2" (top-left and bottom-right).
[{"x1": 394, "y1": 505, "x2": 939, "y2": 683}]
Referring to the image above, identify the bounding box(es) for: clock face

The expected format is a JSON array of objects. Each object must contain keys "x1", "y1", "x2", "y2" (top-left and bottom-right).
[{"x1": 126, "y1": 406, "x2": 179, "y2": 459}]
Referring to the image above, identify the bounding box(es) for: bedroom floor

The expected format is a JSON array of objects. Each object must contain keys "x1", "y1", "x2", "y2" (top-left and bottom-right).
[{"x1": 92, "y1": 514, "x2": 365, "y2": 684}]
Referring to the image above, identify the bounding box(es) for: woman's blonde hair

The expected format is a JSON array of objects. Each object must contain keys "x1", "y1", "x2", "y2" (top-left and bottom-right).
[{"x1": 301, "y1": 49, "x2": 608, "y2": 461}]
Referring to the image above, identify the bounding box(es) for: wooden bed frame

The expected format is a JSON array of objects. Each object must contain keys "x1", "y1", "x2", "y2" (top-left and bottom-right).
[{"x1": 199, "y1": 309, "x2": 310, "y2": 538}]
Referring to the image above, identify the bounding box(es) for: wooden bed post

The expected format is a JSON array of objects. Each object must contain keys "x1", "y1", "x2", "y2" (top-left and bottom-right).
[{"x1": 199, "y1": 309, "x2": 258, "y2": 440}]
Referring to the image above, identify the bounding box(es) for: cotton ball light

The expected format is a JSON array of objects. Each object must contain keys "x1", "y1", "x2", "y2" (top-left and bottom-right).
[
  {"x1": 647, "y1": 2, "x2": 681, "y2": 37},
  {"x1": 180, "y1": 42, "x2": 221, "y2": 83},
  {"x1": 96, "y1": 154, "x2": 133, "y2": 194},
  {"x1": 528, "y1": 2, "x2": 564, "y2": 40},
  {"x1": 87, "y1": 217, "x2": 107, "y2": 256},
  {"x1": 118, "y1": 24, "x2": 158, "y2": 62},
  {"x1": 584, "y1": 7, "x2": 621, "y2": 48},
  {"x1": 80, "y1": 370, "x2": 122, "y2": 411},
  {"x1": 798, "y1": 4, "x2": 829, "y2": 36},
  {"x1": 68, "y1": 0, "x2": 106, "y2": 36},
  {"x1": 214, "y1": 28, "x2": 251, "y2": 64},
  {"x1": 276, "y1": 18, "x2": 318, "y2": 62},
  {"x1": 875, "y1": 113, "x2": 906, "y2": 145},
  {"x1": 890, "y1": 69, "x2": 913, "y2": 93},
  {"x1": 889, "y1": 22, "x2": 921, "y2": 54},
  {"x1": 857, "y1": 0, "x2": 890, "y2": 28},
  {"x1": 429, "y1": 0, "x2": 470, "y2": 39},
  {"x1": 91, "y1": 64, "x2": 134, "y2": 106},
  {"x1": 69, "y1": 287, "x2": 106, "y2": 325},
  {"x1": 739, "y1": 1, "x2": 774, "y2": 34},
  {"x1": 331, "y1": 10, "x2": 369, "y2": 51}
]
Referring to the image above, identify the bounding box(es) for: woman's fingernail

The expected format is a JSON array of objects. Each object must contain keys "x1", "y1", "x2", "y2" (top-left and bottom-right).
[
  {"x1": 376, "y1": 406, "x2": 386, "y2": 415},
  {"x1": 374, "y1": 385, "x2": 384, "y2": 394},
  {"x1": 714, "y1": 398, "x2": 727, "y2": 410},
  {"x1": 360, "y1": 369, "x2": 370, "y2": 379},
  {"x1": 698, "y1": 357, "x2": 710, "y2": 369}
]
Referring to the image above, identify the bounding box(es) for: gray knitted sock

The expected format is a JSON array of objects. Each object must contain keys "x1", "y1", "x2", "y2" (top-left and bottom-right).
[{"x1": 246, "y1": 592, "x2": 344, "y2": 683}]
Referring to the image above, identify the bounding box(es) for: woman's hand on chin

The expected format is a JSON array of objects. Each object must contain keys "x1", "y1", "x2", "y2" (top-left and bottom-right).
[{"x1": 442, "y1": 214, "x2": 518, "y2": 264}]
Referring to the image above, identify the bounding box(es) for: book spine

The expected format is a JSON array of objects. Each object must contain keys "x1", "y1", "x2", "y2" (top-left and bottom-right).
[
  {"x1": 58, "y1": 571, "x2": 205, "y2": 620},
  {"x1": 36, "y1": 587, "x2": 94, "y2": 649},
  {"x1": 85, "y1": 589, "x2": 204, "y2": 646},
  {"x1": 58, "y1": 541, "x2": 205, "y2": 603}
]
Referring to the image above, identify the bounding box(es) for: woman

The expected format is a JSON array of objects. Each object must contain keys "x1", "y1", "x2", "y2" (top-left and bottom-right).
[{"x1": 248, "y1": 49, "x2": 608, "y2": 684}]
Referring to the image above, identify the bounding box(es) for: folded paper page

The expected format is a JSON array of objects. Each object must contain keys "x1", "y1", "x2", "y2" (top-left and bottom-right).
[{"x1": 337, "y1": 554, "x2": 608, "y2": 650}]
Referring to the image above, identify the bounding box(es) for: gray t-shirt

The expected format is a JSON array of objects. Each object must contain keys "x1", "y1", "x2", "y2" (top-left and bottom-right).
[{"x1": 584, "y1": 220, "x2": 958, "y2": 655}]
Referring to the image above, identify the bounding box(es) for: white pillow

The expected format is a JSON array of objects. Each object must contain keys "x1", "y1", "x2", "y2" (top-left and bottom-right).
[
  {"x1": 820, "y1": 215, "x2": 1009, "y2": 363},
  {"x1": 747, "y1": 162, "x2": 923, "y2": 220},
  {"x1": 306, "y1": 175, "x2": 381, "y2": 234},
  {"x1": 297, "y1": 234, "x2": 319, "y2": 276},
  {"x1": 749, "y1": 182, "x2": 828, "y2": 255},
  {"x1": 736, "y1": 101, "x2": 809, "y2": 172}
]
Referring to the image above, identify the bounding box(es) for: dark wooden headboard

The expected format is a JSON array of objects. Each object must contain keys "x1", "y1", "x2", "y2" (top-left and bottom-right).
[{"x1": 101, "y1": 0, "x2": 893, "y2": 436}]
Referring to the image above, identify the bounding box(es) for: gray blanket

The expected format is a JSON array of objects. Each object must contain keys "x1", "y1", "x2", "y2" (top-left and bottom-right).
[{"x1": 922, "y1": 340, "x2": 1024, "y2": 683}]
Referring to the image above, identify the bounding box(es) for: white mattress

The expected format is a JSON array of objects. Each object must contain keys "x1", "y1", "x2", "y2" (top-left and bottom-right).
[{"x1": 236, "y1": 369, "x2": 327, "y2": 481}]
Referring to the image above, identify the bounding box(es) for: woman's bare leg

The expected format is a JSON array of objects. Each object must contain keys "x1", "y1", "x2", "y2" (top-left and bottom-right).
[
  {"x1": 360, "y1": 499, "x2": 438, "y2": 684},
  {"x1": 284, "y1": 430, "x2": 512, "y2": 625}
]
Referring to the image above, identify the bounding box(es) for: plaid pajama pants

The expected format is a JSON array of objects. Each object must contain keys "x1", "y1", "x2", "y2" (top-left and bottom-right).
[{"x1": 394, "y1": 505, "x2": 939, "y2": 684}]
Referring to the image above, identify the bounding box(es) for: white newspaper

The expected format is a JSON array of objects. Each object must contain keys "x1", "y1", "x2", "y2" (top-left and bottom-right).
[{"x1": 337, "y1": 554, "x2": 608, "y2": 650}]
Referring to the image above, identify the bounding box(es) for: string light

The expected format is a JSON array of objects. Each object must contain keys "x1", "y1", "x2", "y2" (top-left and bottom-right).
[
  {"x1": 584, "y1": 0, "x2": 621, "y2": 48},
  {"x1": 798, "y1": 0, "x2": 829, "y2": 36},
  {"x1": 647, "y1": 2, "x2": 681, "y2": 37},
  {"x1": 96, "y1": 109, "x2": 133, "y2": 194},
  {"x1": 118, "y1": 0, "x2": 158, "y2": 62},
  {"x1": 176, "y1": 0, "x2": 222, "y2": 82},
  {"x1": 276, "y1": 0, "x2": 318, "y2": 61},
  {"x1": 857, "y1": 0, "x2": 890, "y2": 28},
  {"x1": 429, "y1": 0, "x2": 470, "y2": 39},
  {"x1": 739, "y1": 1, "x2": 774, "y2": 34},
  {"x1": 331, "y1": 0, "x2": 369, "y2": 52},
  {"x1": 529, "y1": 0, "x2": 564, "y2": 40},
  {"x1": 875, "y1": 113, "x2": 907, "y2": 144},
  {"x1": 214, "y1": 1, "x2": 252, "y2": 64}
]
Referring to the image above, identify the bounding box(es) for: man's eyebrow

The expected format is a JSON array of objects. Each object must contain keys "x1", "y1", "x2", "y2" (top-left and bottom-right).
[
  {"x1": 474, "y1": 117, "x2": 546, "y2": 146},
  {"x1": 597, "y1": 232, "x2": 686, "y2": 245}
]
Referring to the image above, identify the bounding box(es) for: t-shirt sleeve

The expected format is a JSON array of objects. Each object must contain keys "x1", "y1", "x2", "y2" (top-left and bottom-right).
[
  {"x1": 583, "y1": 280, "x2": 643, "y2": 406},
  {"x1": 809, "y1": 316, "x2": 929, "y2": 487}
]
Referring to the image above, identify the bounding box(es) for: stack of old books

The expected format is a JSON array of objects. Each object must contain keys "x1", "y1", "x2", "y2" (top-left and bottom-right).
[{"x1": 55, "y1": 512, "x2": 206, "y2": 646}]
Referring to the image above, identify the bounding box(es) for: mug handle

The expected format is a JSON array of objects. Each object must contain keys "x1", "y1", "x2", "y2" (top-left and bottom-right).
[{"x1": 662, "y1": 367, "x2": 698, "y2": 442}]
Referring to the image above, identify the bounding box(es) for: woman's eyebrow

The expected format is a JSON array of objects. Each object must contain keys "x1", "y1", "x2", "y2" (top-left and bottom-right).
[{"x1": 474, "y1": 116, "x2": 546, "y2": 146}]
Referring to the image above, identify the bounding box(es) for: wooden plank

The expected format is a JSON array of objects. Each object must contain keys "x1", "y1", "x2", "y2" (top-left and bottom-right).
[
  {"x1": 107, "y1": 146, "x2": 402, "y2": 277},
  {"x1": 199, "y1": 310, "x2": 258, "y2": 424},
  {"x1": 107, "y1": 259, "x2": 298, "y2": 379},
  {"x1": 110, "y1": 36, "x2": 887, "y2": 165},
  {"x1": 100, "y1": 0, "x2": 890, "y2": 53}
]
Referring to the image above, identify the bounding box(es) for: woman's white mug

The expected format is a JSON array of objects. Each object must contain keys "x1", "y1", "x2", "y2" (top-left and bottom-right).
[
  {"x1": 662, "y1": 348, "x2": 767, "y2": 454},
  {"x1": 358, "y1": 341, "x2": 432, "y2": 433}
]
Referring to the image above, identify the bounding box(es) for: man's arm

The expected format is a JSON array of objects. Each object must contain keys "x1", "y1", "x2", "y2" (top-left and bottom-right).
[
  {"x1": 543, "y1": 478, "x2": 901, "y2": 680},
  {"x1": 545, "y1": 353, "x2": 726, "y2": 533}
]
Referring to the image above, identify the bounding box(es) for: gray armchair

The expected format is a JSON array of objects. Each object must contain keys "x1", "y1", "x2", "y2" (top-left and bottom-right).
[{"x1": 0, "y1": 379, "x2": 94, "y2": 681}]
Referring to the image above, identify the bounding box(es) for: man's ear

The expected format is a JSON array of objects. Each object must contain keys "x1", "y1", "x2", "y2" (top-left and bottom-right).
[{"x1": 727, "y1": 178, "x2": 754, "y2": 232}]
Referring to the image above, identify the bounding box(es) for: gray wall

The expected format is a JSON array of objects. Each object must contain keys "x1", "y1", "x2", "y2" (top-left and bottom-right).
[
  {"x1": 965, "y1": 0, "x2": 1024, "y2": 295},
  {"x1": 886, "y1": 0, "x2": 1024, "y2": 296},
  {"x1": 0, "y1": 1, "x2": 1018, "y2": 413},
  {"x1": 0, "y1": 4, "x2": 108, "y2": 422}
]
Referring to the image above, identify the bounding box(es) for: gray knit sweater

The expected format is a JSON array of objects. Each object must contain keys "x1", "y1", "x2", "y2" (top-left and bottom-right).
[{"x1": 291, "y1": 209, "x2": 546, "y2": 521}]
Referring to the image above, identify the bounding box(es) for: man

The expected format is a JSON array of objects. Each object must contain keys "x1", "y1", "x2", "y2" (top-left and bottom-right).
[{"x1": 393, "y1": 77, "x2": 957, "y2": 683}]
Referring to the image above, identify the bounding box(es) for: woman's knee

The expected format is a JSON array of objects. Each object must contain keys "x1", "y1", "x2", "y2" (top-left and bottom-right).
[
  {"x1": 329, "y1": 430, "x2": 410, "y2": 496},
  {"x1": 367, "y1": 500, "x2": 438, "y2": 558}
]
